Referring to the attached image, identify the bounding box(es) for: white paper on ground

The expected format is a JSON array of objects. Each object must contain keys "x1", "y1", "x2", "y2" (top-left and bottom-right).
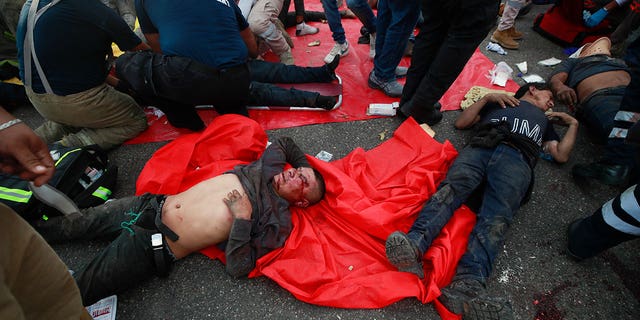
[
  {"x1": 537, "y1": 57, "x2": 562, "y2": 67},
  {"x1": 86, "y1": 295, "x2": 117, "y2": 320},
  {"x1": 516, "y1": 61, "x2": 528, "y2": 74},
  {"x1": 521, "y1": 74, "x2": 545, "y2": 83}
]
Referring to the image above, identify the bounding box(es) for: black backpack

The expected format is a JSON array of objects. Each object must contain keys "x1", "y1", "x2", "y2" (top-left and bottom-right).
[{"x1": 0, "y1": 144, "x2": 117, "y2": 221}]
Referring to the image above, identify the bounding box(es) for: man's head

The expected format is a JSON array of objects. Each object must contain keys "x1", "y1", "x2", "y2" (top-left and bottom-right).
[
  {"x1": 515, "y1": 82, "x2": 554, "y2": 112},
  {"x1": 273, "y1": 167, "x2": 326, "y2": 207}
]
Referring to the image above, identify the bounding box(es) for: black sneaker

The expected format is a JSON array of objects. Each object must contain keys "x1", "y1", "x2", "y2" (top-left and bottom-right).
[
  {"x1": 439, "y1": 279, "x2": 514, "y2": 320},
  {"x1": 385, "y1": 231, "x2": 424, "y2": 278},
  {"x1": 316, "y1": 95, "x2": 338, "y2": 110},
  {"x1": 571, "y1": 162, "x2": 630, "y2": 186}
]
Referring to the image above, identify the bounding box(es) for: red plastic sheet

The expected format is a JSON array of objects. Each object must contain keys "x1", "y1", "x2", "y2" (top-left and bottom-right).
[
  {"x1": 125, "y1": 1, "x2": 517, "y2": 145},
  {"x1": 136, "y1": 114, "x2": 477, "y2": 319}
]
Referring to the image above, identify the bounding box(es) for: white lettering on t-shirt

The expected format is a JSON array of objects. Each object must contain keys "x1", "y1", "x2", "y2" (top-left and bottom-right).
[{"x1": 217, "y1": 0, "x2": 230, "y2": 7}]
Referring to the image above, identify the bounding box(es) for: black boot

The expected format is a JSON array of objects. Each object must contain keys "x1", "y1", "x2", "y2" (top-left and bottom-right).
[{"x1": 571, "y1": 162, "x2": 630, "y2": 186}]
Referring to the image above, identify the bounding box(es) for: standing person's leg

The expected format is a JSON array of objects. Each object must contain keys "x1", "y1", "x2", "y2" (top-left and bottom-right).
[
  {"x1": 248, "y1": 0, "x2": 294, "y2": 64},
  {"x1": 321, "y1": 0, "x2": 350, "y2": 63},
  {"x1": 0, "y1": 204, "x2": 91, "y2": 320},
  {"x1": 369, "y1": 0, "x2": 419, "y2": 97},
  {"x1": 292, "y1": 0, "x2": 319, "y2": 36},
  {"x1": 440, "y1": 145, "x2": 530, "y2": 318},
  {"x1": 400, "y1": 0, "x2": 448, "y2": 111},
  {"x1": 28, "y1": 84, "x2": 148, "y2": 150},
  {"x1": 346, "y1": 0, "x2": 378, "y2": 58},
  {"x1": 491, "y1": 0, "x2": 526, "y2": 49},
  {"x1": 399, "y1": 0, "x2": 498, "y2": 125},
  {"x1": 385, "y1": 147, "x2": 491, "y2": 278}
]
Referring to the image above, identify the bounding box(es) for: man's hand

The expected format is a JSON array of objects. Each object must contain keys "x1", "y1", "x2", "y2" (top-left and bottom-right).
[
  {"x1": 547, "y1": 111, "x2": 579, "y2": 127},
  {"x1": 483, "y1": 93, "x2": 519, "y2": 108},
  {"x1": 554, "y1": 85, "x2": 578, "y2": 109},
  {"x1": 0, "y1": 121, "x2": 54, "y2": 186},
  {"x1": 223, "y1": 189, "x2": 253, "y2": 220}
]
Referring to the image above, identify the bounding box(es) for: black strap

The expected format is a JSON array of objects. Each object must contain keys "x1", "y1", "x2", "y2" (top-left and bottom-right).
[
  {"x1": 151, "y1": 195, "x2": 180, "y2": 242},
  {"x1": 151, "y1": 233, "x2": 169, "y2": 277}
]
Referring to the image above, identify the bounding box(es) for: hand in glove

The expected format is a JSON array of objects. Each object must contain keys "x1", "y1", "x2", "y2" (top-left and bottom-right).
[{"x1": 584, "y1": 8, "x2": 608, "y2": 28}]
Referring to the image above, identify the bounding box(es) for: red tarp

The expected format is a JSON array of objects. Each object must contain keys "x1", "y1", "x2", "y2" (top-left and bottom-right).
[
  {"x1": 125, "y1": 1, "x2": 518, "y2": 144},
  {"x1": 136, "y1": 114, "x2": 476, "y2": 319}
]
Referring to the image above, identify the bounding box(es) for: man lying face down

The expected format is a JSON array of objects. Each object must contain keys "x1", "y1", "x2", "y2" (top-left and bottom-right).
[{"x1": 36, "y1": 137, "x2": 326, "y2": 306}]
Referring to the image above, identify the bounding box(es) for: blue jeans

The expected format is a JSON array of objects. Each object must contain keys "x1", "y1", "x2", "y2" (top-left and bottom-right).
[
  {"x1": 400, "y1": 0, "x2": 498, "y2": 119},
  {"x1": 406, "y1": 144, "x2": 532, "y2": 283},
  {"x1": 248, "y1": 59, "x2": 335, "y2": 107},
  {"x1": 321, "y1": 0, "x2": 377, "y2": 43},
  {"x1": 579, "y1": 88, "x2": 636, "y2": 167},
  {"x1": 373, "y1": 0, "x2": 419, "y2": 81}
]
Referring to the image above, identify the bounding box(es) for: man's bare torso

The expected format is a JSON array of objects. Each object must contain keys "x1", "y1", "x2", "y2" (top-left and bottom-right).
[
  {"x1": 161, "y1": 173, "x2": 246, "y2": 259},
  {"x1": 577, "y1": 70, "x2": 630, "y2": 103}
]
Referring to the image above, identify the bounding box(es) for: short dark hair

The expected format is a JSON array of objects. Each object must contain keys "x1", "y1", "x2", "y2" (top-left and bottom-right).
[
  {"x1": 514, "y1": 82, "x2": 551, "y2": 99},
  {"x1": 309, "y1": 168, "x2": 326, "y2": 205}
]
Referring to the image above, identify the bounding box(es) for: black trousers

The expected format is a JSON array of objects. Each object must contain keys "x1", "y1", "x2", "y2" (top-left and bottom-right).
[
  {"x1": 400, "y1": 0, "x2": 499, "y2": 122},
  {"x1": 115, "y1": 51, "x2": 251, "y2": 131},
  {"x1": 36, "y1": 194, "x2": 175, "y2": 306}
]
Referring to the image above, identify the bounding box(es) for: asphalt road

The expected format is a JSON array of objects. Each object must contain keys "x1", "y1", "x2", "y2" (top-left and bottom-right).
[{"x1": 12, "y1": 4, "x2": 639, "y2": 320}]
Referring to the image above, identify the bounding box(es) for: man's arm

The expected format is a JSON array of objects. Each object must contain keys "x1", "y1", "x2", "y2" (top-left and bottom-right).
[
  {"x1": 0, "y1": 107, "x2": 54, "y2": 186},
  {"x1": 223, "y1": 189, "x2": 256, "y2": 277},
  {"x1": 543, "y1": 112, "x2": 579, "y2": 163},
  {"x1": 549, "y1": 72, "x2": 578, "y2": 109},
  {"x1": 241, "y1": 27, "x2": 258, "y2": 59},
  {"x1": 454, "y1": 93, "x2": 519, "y2": 129}
]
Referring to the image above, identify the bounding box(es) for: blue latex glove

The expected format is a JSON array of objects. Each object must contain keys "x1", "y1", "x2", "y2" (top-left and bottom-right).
[{"x1": 585, "y1": 8, "x2": 608, "y2": 28}]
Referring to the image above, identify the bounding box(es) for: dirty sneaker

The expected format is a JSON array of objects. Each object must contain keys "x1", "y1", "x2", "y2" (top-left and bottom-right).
[
  {"x1": 439, "y1": 279, "x2": 514, "y2": 320},
  {"x1": 296, "y1": 22, "x2": 319, "y2": 36},
  {"x1": 368, "y1": 71, "x2": 403, "y2": 97},
  {"x1": 324, "y1": 41, "x2": 349, "y2": 64},
  {"x1": 385, "y1": 231, "x2": 424, "y2": 278}
]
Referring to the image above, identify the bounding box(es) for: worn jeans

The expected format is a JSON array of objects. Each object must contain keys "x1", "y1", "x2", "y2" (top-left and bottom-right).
[
  {"x1": 373, "y1": 0, "x2": 419, "y2": 81},
  {"x1": 35, "y1": 194, "x2": 175, "y2": 306},
  {"x1": 320, "y1": 0, "x2": 377, "y2": 43},
  {"x1": 579, "y1": 87, "x2": 637, "y2": 167},
  {"x1": 406, "y1": 144, "x2": 531, "y2": 283},
  {"x1": 248, "y1": 59, "x2": 335, "y2": 107},
  {"x1": 0, "y1": 204, "x2": 91, "y2": 319},
  {"x1": 27, "y1": 83, "x2": 147, "y2": 150},
  {"x1": 400, "y1": 0, "x2": 498, "y2": 119}
]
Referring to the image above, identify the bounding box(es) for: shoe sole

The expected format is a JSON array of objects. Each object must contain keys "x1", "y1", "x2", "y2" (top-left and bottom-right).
[
  {"x1": 463, "y1": 297, "x2": 514, "y2": 320},
  {"x1": 385, "y1": 231, "x2": 424, "y2": 278}
]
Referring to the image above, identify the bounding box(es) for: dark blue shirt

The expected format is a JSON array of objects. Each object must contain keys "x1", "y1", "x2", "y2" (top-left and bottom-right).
[
  {"x1": 17, "y1": 0, "x2": 142, "y2": 95},
  {"x1": 479, "y1": 100, "x2": 559, "y2": 147},
  {"x1": 551, "y1": 55, "x2": 629, "y2": 89},
  {"x1": 136, "y1": 0, "x2": 249, "y2": 69}
]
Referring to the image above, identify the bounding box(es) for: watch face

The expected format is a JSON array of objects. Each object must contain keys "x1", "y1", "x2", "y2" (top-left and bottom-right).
[{"x1": 151, "y1": 233, "x2": 163, "y2": 247}]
